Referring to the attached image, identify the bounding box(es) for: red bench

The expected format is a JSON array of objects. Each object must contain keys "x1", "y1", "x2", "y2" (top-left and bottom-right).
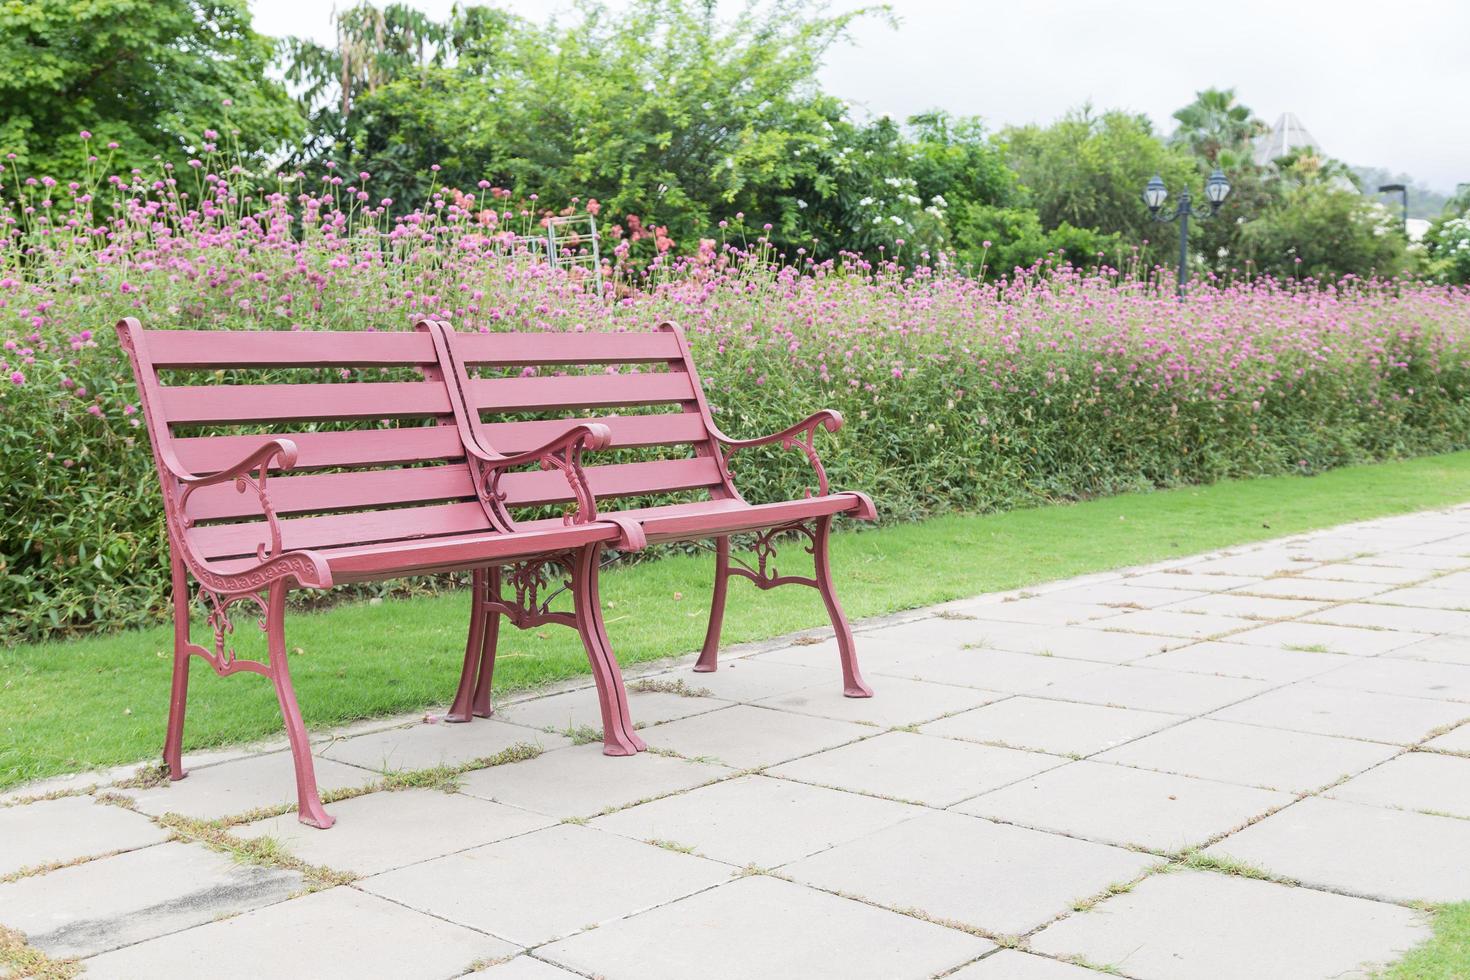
[
  {"x1": 427, "y1": 318, "x2": 877, "y2": 712},
  {"x1": 117, "y1": 316, "x2": 874, "y2": 828}
]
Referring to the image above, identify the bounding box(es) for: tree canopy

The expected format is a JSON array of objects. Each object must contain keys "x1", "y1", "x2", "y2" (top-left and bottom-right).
[{"x1": 0, "y1": 0, "x2": 302, "y2": 175}]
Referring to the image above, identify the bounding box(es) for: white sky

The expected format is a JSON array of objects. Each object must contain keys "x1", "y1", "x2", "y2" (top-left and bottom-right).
[{"x1": 252, "y1": 0, "x2": 1470, "y2": 192}]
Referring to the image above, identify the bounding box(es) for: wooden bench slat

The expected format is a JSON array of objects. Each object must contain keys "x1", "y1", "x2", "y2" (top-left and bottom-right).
[
  {"x1": 186, "y1": 464, "x2": 478, "y2": 521},
  {"x1": 500, "y1": 457, "x2": 723, "y2": 506},
  {"x1": 159, "y1": 381, "x2": 452, "y2": 425},
  {"x1": 144, "y1": 330, "x2": 436, "y2": 368},
  {"x1": 188, "y1": 501, "x2": 493, "y2": 560},
  {"x1": 451, "y1": 331, "x2": 683, "y2": 365},
  {"x1": 467, "y1": 373, "x2": 693, "y2": 411},
  {"x1": 481, "y1": 413, "x2": 709, "y2": 453},
  {"x1": 172, "y1": 426, "x2": 466, "y2": 474}
]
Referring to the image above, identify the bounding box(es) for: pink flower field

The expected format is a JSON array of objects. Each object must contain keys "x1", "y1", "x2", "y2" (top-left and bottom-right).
[{"x1": 4, "y1": 153, "x2": 1470, "y2": 638}]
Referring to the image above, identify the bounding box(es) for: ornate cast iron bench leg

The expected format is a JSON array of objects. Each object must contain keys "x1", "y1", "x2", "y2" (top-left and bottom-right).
[
  {"x1": 168, "y1": 568, "x2": 335, "y2": 828},
  {"x1": 693, "y1": 517, "x2": 872, "y2": 698},
  {"x1": 694, "y1": 536, "x2": 731, "y2": 673},
  {"x1": 447, "y1": 549, "x2": 645, "y2": 755},
  {"x1": 446, "y1": 567, "x2": 501, "y2": 723}
]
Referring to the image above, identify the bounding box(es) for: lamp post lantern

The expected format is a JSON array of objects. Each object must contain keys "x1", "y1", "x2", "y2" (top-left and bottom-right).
[
  {"x1": 1378, "y1": 183, "x2": 1408, "y2": 236},
  {"x1": 1142, "y1": 169, "x2": 1231, "y2": 300}
]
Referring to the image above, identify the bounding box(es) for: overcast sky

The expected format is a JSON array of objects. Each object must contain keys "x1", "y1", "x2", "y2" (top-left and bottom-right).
[{"x1": 251, "y1": 0, "x2": 1469, "y2": 192}]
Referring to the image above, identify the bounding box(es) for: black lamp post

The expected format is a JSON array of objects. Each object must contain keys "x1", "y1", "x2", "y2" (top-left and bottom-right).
[
  {"x1": 1377, "y1": 183, "x2": 1408, "y2": 236},
  {"x1": 1142, "y1": 169, "x2": 1232, "y2": 300}
]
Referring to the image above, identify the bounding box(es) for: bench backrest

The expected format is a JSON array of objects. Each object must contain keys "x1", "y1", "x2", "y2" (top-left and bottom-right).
[
  {"x1": 432, "y1": 321, "x2": 738, "y2": 516},
  {"x1": 116, "y1": 318, "x2": 492, "y2": 564}
]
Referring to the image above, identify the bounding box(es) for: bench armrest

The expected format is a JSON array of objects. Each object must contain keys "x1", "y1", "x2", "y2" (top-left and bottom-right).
[
  {"x1": 171, "y1": 439, "x2": 331, "y2": 589},
  {"x1": 713, "y1": 410, "x2": 843, "y2": 497},
  {"x1": 475, "y1": 422, "x2": 613, "y2": 527}
]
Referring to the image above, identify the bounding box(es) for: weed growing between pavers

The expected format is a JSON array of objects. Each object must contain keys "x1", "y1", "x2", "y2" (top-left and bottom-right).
[
  {"x1": 158, "y1": 814, "x2": 354, "y2": 890},
  {"x1": 627, "y1": 678, "x2": 715, "y2": 698},
  {"x1": 0, "y1": 924, "x2": 80, "y2": 980},
  {"x1": 548, "y1": 724, "x2": 604, "y2": 746}
]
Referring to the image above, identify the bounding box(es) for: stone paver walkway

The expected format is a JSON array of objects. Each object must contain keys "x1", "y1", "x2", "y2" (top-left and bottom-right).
[{"x1": 11, "y1": 508, "x2": 1470, "y2": 978}]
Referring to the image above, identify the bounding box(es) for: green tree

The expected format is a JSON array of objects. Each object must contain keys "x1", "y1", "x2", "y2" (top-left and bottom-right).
[
  {"x1": 0, "y1": 0, "x2": 303, "y2": 175},
  {"x1": 1000, "y1": 107, "x2": 1198, "y2": 254},
  {"x1": 300, "y1": 0, "x2": 881, "y2": 253},
  {"x1": 1239, "y1": 154, "x2": 1411, "y2": 280}
]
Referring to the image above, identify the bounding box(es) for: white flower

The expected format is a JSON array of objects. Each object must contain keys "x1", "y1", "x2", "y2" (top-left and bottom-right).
[
  {"x1": 858, "y1": 196, "x2": 874, "y2": 207},
  {"x1": 797, "y1": 199, "x2": 808, "y2": 209},
  {"x1": 890, "y1": 215, "x2": 903, "y2": 225}
]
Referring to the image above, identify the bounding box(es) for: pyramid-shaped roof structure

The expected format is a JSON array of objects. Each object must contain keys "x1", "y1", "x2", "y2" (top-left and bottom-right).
[{"x1": 1254, "y1": 112, "x2": 1321, "y2": 166}]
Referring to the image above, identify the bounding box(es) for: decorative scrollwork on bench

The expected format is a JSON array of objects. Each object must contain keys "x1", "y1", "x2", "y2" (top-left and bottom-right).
[
  {"x1": 190, "y1": 586, "x2": 273, "y2": 678},
  {"x1": 484, "y1": 553, "x2": 579, "y2": 629},
  {"x1": 727, "y1": 522, "x2": 819, "y2": 591}
]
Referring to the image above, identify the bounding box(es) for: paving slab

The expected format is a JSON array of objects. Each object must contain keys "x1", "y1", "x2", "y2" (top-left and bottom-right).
[
  {"x1": 1157, "y1": 592, "x2": 1329, "y2": 621},
  {"x1": 956, "y1": 760, "x2": 1291, "y2": 854},
  {"x1": 1295, "y1": 563, "x2": 1427, "y2": 584},
  {"x1": 497, "y1": 685, "x2": 732, "y2": 733},
  {"x1": 1370, "y1": 543, "x2": 1470, "y2": 567},
  {"x1": 947, "y1": 949, "x2": 1118, "y2": 978},
  {"x1": 1381, "y1": 633, "x2": 1470, "y2": 665},
  {"x1": 120, "y1": 751, "x2": 378, "y2": 822},
  {"x1": 1224, "y1": 620, "x2": 1430, "y2": 656},
  {"x1": 638, "y1": 704, "x2": 871, "y2": 769},
  {"x1": 653, "y1": 660, "x2": 829, "y2": 703},
  {"x1": 1211, "y1": 684, "x2": 1470, "y2": 744},
  {"x1": 357, "y1": 823, "x2": 730, "y2": 946},
  {"x1": 1189, "y1": 552, "x2": 1319, "y2": 577},
  {"x1": 1204, "y1": 796, "x2": 1470, "y2": 903},
  {"x1": 0, "y1": 841, "x2": 302, "y2": 959},
  {"x1": 81, "y1": 886, "x2": 515, "y2": 979},
  {"x1": 1030, "y1": 665, "x2": 1271, "y2": 714},
  {"x1": 1417, "y1": 569, "x2": 1470, "y2": 591},
  {"x1": 318, "y1": 718, "x2": 569, "y2": 772},
  {"x1": 1134, "y1": 641, "x2": 1355, "y2": 681},
  {"x1": 753, "y1": 631, "x2": 943, "y2": 673},
  {"x1": 1310, "y1": 656, "x2": 1470, "y2": 702},
  {"x1": 1094, "y1": 718, "x2": 1398, "y2": 792},
  {"x1": 539, "y1": 874, "x2": 991, "y2": 980},
  {"x1": 235, "y1": 788, "x2": 556, "y2": 875},
  {"x1": 458, "y1": 743, "x2": 729, "y2": 822},
  {"x1": 1327, "y1": 752, "x2": 1470, "y2": 817},
  {"x1": 1307, "y1": 602, "x2": 1470, "y2": 634},
  {"x1": 919, "y1": 697, "x2": 1178, "y2": 757},
  {"x1": 767, "y1": 730, "x2": 1065, "y2": 806},
  {"x1": 1121, "y1": 570, "x2": 1264, "y2": 592},
  {"x1": 979, "y1": 625, "x2": 1188, "y2": 664},
  {"x1": 783, "y1": 809, "x2": 1156, "y2": 936},
  {"x1": 1232, "y1": 576, "x2": 1389, "y2": 602},
  {"x1": 1042, "y1": 582, "x2": 1211, "y2": 608},
  {"x1": 753, "y1": 674, "x2": 997, "y2": 728},
  {"x1": 1092, "y1": 609, "x2": 1257, "y2": 639},
  {"x1": 458, "y1": 742, "x2": 730, "y2": 819},
  {"x1": 1370, "y1": 586, "x2": 1470, "y2": 611},
  {"x1": 0, "y1": 796, "x2": 167, "y2": 877},
  {"x1": 881, "y1": 648, "x2": 1108, "y2": 694},
  {"x1": 945, "y1": 597, "x2": 1123, "y2": 626},
  {"x1": 591, "y1": 774, "x2": 924, "y2": 867},
  {"x1": 1030, "y1": 868, "x2": 1428, "y2": 980}
]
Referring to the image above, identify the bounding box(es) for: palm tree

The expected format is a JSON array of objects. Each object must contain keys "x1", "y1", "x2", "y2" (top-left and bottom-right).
[{"x1": 1170, "y1": 88, "x2": 1265, "y2": 164}]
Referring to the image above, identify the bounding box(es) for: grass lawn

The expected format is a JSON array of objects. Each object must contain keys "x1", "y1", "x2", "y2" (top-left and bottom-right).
[
  {"x1": 6, "y1": 450, "x2": 1470, "y2": 791},
  {"x1": 1381, "y1": 903, "x2": 1470, "y2": 979}
]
